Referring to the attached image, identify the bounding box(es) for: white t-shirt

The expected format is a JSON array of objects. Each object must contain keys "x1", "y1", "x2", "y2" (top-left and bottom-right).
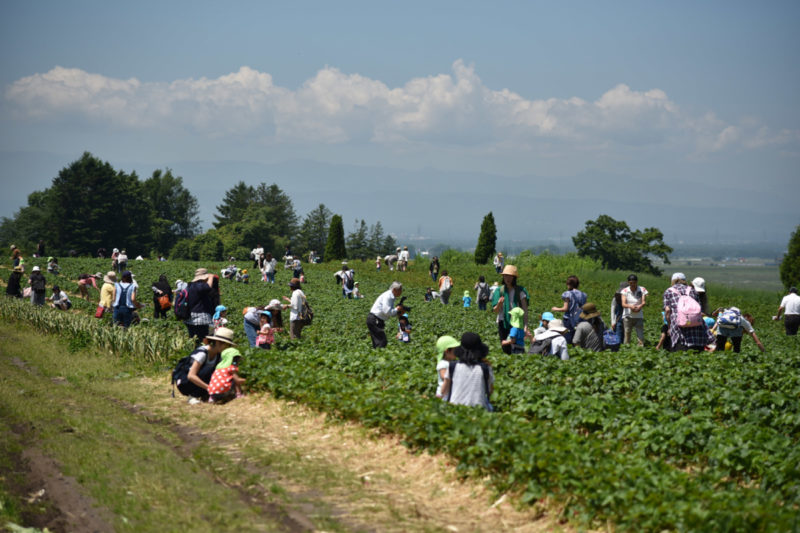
[
  {"x1": 289, "y1": 289, "x2": 306, "y2": 321},
  {"x1": 621, "y1": 286, "x2": 648, "y2": 319},
  {"x1": 435, "y1": 359, "x2": 449, "y2": 398},
  {"x1": 780, "y1": 293, "x2": 800, "y2": 315}
]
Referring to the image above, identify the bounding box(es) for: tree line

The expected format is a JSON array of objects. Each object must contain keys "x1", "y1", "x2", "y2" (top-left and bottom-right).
[{"x1": 0, "y1": 152, "x2": 397, "y2": 261}]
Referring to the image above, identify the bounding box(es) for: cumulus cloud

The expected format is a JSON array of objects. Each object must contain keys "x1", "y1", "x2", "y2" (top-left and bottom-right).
[{"x1": 5, "y1": 61, "x2": 793, "y2": 152}]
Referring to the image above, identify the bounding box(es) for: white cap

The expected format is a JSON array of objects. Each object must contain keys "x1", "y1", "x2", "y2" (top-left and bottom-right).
[
  {"x1": 691, "y1": 277, "x2": 706, "y2": 293},
  {"x1": 671, "y1": 272, "x2": 686, "y2": 282}
]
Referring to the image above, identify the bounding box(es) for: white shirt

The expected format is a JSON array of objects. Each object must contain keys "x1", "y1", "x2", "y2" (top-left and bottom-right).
[
  {"x1": 535, "y1": 330, "x2": 569, "y2": 360},
  {"x1": 621, "y1": 286, "x2": 648, "y2": 319},
  {"x1": 780, "y1": 293, "x2": 800, "y2": 315},
  {"x1": 289, "y1": 289, "x2": 306, "y2": 321},
  {"x1": 370, "y1": 289, "x2": 398, "y2": 320}
]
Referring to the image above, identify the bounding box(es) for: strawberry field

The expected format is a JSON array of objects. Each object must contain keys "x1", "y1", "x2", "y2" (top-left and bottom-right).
[{"x1": 2, "y1": 253, "x2": 798, "y2": 531}]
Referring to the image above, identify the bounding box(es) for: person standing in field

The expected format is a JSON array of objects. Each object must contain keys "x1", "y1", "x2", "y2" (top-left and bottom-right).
[
  {"x1": 692, "y1": 277, "x2": 710, "y2": 315},
  {"x1": 367, "y1": 281, "x2": 404, "y2": 348},
  {"x1": 493, "y1": 252, "x2": 504, "y2": 274},
  {"x1": 184, "y1": 268, "x2": 215, "y2": 341},
  {"x1": 29, "y1": 265, "x2": 47, "y2": 306},
  {"x1": 620, "y1": 274, "x2": 648, "y2": 346},
  {"x1": 551, "y1": 275, "x2": 586, "y2": 344},
  {"x1": 6, "y1": 266, "x2": 24, "y2": 298},
  {"x1": 283, "y1": 277, "x2": 308, "y2": 339},
  {"x1": 492, "y1": 265, "x2": 529, "y2": 354},
  {"x1": 151, "y1": 274, "x2": 173, "y2": 319},
  {"x1": 774, "y1": 287, "x2": 800, "y2": 335},
  {"x1": 429, "y1": 256, "x2": 440, "y2": 282},
  {"x1": 609, "y1": 281, "x2": 627, "y2": 345},
  {"x1": 474, "y1": 275, "x2": 490, "y2": 311},
  {"x1": 663, "y1": 272, "x2": 713, "y2": 352},
  {"x1": 438, "y1": 270, "x2": 454, "y2": 305},
  {"x1": 112, "y1": 271, "x2": 138, "y2": 328}
]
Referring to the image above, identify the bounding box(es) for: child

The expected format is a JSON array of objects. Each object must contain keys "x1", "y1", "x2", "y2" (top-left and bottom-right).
[
  {"x1": 424, "y1": 287, "x2": 434, "y2": 302},
  {"x1": 213, "y1": 305, "x2": 228, "y2": 331},
  {"x1": 207, "y1": 347, "x2": 246, "y2": 404},
  {"x1": 376, "y1": 256, "x2": 381, "y2": 271},
  {"x1": 435, "y1": 336, "x2": 460, "y2": 399},
  {"x1": 501, "y1": 307, "x2": 526, "y2": 354},
  {"x1": 462, "y1": 290, "x2": 472, "y2": 308},
  {"x1": 397, "y1": 313, "x2": 411, "y2": 343},
  {"x1": 48, "y1": 285, "x2": 72, "y2": 310},
  {"x1": 47, "y1": 257, "x2": 60, "y2": 275},
  {"x1": 256, "y1": 310, "x2": 280, "y2": 349},
  {"x1": 236, "y1": 269, "x2": 250, "y2": 283}
]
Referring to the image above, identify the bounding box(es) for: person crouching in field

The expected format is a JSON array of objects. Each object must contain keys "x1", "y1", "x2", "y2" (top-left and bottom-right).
[
  {"x1": 174, "y1": 328, "x2": 236, "y2": 404},
  {"x1": 77, "y1": 272, "x2": 101, "y2": 301},
  {"x1": 712, "y1": 307, "x2": 765, "y2": 353},
  {"x1": 207, "y1": 347, "x2": 246, "y2": 404},
  {"x1": 48, "y1": 285, "x2": 72, "y2": 310},
  {"x1": 501, "y1": 307, "x2": 526, "y2": 354}
]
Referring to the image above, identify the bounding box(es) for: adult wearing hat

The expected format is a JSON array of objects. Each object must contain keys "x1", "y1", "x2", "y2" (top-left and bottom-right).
[
  {"x1": 176, "y1": 327, "x2": 237, "y2": 403},
  {"x1": 184, "y1": 268, "x2": 215, "y2": 341},
  {"x1": 28, "y1": 265, "x2": 47, "y2": 306},
  {"x1": 367, "y1": 281, "x2": 404, "y2": 348},
  {"x1": 439, "y1": 332, "x2": 494, "y2": 411},
  {"x1": 532, "y1": 319, "x2": 570, "y2": 360},
  {"x1": 620, "y1": 274, "x2": 648, "y2": 346},
  {"x1": 663, "y1": 272, "x2": 713, "y2": 352},
  {"x1": 99, "y1": 271, "x2": 117, "y2": 315},
  {"x1": 493, "y1": 252, "x2": 504, "y2": 274},
  {"x1": 283, "y1": 277, "x2": 308, "y2": 339},
  {"x1": 573, "y1": 303, "x2": 606, "y2": 352},
  {"x1": 491, "y1": 264, "x2": 529, "y2": 354},
  {"x1": 6, "y1": 266, "x2": 24, "y2": 298}
]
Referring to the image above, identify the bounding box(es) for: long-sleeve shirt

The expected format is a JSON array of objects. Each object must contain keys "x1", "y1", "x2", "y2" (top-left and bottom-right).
[{"x1": 370, "y1": 289, "x2": 398, "y2": 320}]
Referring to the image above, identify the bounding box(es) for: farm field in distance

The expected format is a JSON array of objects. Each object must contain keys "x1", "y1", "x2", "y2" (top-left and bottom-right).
[
  {"x1": 1, "y1": 252, "x2": 798, "y2": 532},
  {"x1": 656, "y1": 257, "x2": 783, "y2": 292}
]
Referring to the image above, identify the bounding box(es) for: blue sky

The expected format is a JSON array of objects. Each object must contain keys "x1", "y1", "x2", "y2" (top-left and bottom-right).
[{"x1": 1, "y1": 1, "x2": 798, "y2": 245}]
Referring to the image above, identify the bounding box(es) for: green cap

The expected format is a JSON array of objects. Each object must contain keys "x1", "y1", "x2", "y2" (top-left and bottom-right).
[
  {"x1": 435, "y1": 335, "x2": 460, "y2": 361},
  {"x1": 509, "y1": 306, "x2": 525, "y2": 329},
  {"x1": 217, "y1": 347, "x2": 242, "y2": 370}
]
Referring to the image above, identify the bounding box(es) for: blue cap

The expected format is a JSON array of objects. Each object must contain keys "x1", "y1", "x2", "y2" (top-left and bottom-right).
[{"x1": 541, "y1": 312, "x2": 555, "y2": 321}]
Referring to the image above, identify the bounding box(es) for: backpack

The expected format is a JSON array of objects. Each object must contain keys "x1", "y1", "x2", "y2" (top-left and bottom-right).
[
  {"x1": 31, "y1": 275, "x2": 46, "y2": 291},
  {"x1": 440, "y1": 277, "x2": 452, "y2": 292},
  {"x1": 171, "y1": 347, "x2": 215, "y2": 397},
  {"x1": 674, "y1": 288, "x2": 703, "y2": 328},
  {"x1": 173, "y1": 288, "x2": 190, "y2": 320},
  {"x1": 344, "y1": 271, "x2": 355, "y2": 290},
  {"x1": 603, "y1": 329, "x2": 620, "y2": 352},
  {"x1": 446, "y1": 360, "x2": 491, "y2": 403},
  {"x1": 477, "y1": 283, "x2": 490, "y2": 302},
  {"x1": 298, "y1": 298, "x2": 314, "y2": 325},
  {"x1": 529, "y1": 336, "x2": 554, "y2": 355},
  {"x1": 718, "y1": 308, "x2": 742, "y2": 330}
]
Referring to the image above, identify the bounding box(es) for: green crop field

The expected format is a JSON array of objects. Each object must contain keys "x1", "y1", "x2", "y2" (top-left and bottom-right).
[{"x1": 1, "y1": 252, "x2": 798, "y2": 532}]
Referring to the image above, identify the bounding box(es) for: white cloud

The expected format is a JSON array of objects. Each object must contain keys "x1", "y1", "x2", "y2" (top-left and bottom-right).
[{"x1": 5, "y1": 61, "x2": 794, "y2": 153}]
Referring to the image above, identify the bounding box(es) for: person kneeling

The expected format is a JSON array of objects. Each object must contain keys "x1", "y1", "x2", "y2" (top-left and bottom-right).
[{"x1": 207, "y1": 347, "x2": 246, "y2": 404}]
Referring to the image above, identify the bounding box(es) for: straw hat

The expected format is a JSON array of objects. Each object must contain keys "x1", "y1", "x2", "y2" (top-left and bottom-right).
[
  {"x1": 104, "y1": 271, "x2": 117, "y2": 283},
  {"x1": 204, "y1": 327, "x2": 236, "y2": 346},
  {"x1": 266, "y1": 299, "x2": 283, "y2": 311},
  {"x1": 13, "y1": 265, "x2": 23, "y2": 273},
  {"x1": 501, "y1": 265, "x2": 518, "y2": 277},
  {"x1": 579, "y1": 303, "x2": 601, "y2": 320},
  {"x1": 192, "y1": 268, "x2": 210, "y2": 282},
  {"x1": 547, "y1": 319, "x2": 568, "y2": 333}
]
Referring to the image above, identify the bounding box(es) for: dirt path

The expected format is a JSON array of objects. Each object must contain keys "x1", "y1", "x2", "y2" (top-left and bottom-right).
[{"x1": 0, "y1": 322, "x2": 566, "y2": 532}]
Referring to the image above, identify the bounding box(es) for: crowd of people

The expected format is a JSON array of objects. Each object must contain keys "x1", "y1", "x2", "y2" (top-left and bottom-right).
[{"x1": 5, "y1": 243, "x2": 798, "y2": 411}]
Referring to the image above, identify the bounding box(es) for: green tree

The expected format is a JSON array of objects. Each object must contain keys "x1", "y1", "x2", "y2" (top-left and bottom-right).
[
  {"x1": 780, "y1": 225, "x2": 800, "y2": 290},
  {"x1": 214, "y1": 181, "x2": 255, "y2": 228},
  {"x1": 367, "y1": 221, "x2": 386, "y2": 257},
  {"x1": 572, "y1": 214, "x2": 672, "y2": 276},
  {"x1": 346, "y1": 219, "x2": 369, "y2": 259},
  {"x1": 296, "y1": 204, "x2": 332, "y2": 259},
  {"x1": 474, "y1": 212, "x2": 497, "y2": 264},
  {"x1": 142, "y1": 169, "x2": 200, "y2": 254},
  {"x1": 253, "y1": 183, "x2": 298, "y2": 240},
  {"x1": 325, "y1": 214, "x2": 347, "y2": 261},
  {"x1": 381, "y1": 233, "x2": 398, "y2": 255}
]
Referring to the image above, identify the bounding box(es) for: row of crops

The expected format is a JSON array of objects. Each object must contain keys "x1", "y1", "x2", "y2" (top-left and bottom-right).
[{"x1": 2, "y1": 255, "x2": 797, "y2": 531}]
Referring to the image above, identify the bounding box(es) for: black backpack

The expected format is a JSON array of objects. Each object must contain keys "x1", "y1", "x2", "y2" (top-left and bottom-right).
[
  {"x1": 344, "y1": 271, "x2": 355, "y2": 291},
  {"x1": 477, "y1": 283, "x2": 490, "y2": 302},
  {"x1": 174, "y1": 287, "x2": 190, "y2": 320},
  {"x1": 446, "y1": 360, "x2": 491, "y2": 403},
  {"x1": 31, "y1": 274, "x2": 46, "y2": 292},
  {"x1": 171, "y1": 346, "x2": 216, "y2": 397},
  {"x1": 528, "y1": 336, "x2": 554, "y2": 355}
]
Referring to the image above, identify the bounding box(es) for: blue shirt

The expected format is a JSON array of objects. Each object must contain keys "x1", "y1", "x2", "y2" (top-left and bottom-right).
[
  {"x1": 508, "y1": 327, "x2": 525, "y2": 349},
  {"x1": 463, "y1": 296, "x2": 472, "y2": 308}
]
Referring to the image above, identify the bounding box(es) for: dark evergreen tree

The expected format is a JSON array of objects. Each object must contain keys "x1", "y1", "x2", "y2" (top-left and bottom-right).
[
  {"x1": 253, "y1": 183, "x2": 299, "y2": 240},
  {"x1": 780, "y1": 225, "x2": 800, "y2": 290},
  {"x1": 367, "y1": 221, "x2": 386, "y2": 257},
  {"x1": 346, "y1": 219, "x2": 369, "y2": 259},
  {"x1": 296, "y1": 204, "x2": 332, "y2": 259},
  {"x1": 214, "y1": 181, "x2": 254, "y2": 228},
  {"x1": 142, "y1": 168, "x2": 200, "y2": 254},
  {"x1": 381, "y1": 233, "x2": 398, "y2": 255},
  {"x1": 474, "y1": 212, "x2": 497, "y2": 264},
  {"x1": 325, "y1": 214, "x2": 347, "y2": 261}
]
